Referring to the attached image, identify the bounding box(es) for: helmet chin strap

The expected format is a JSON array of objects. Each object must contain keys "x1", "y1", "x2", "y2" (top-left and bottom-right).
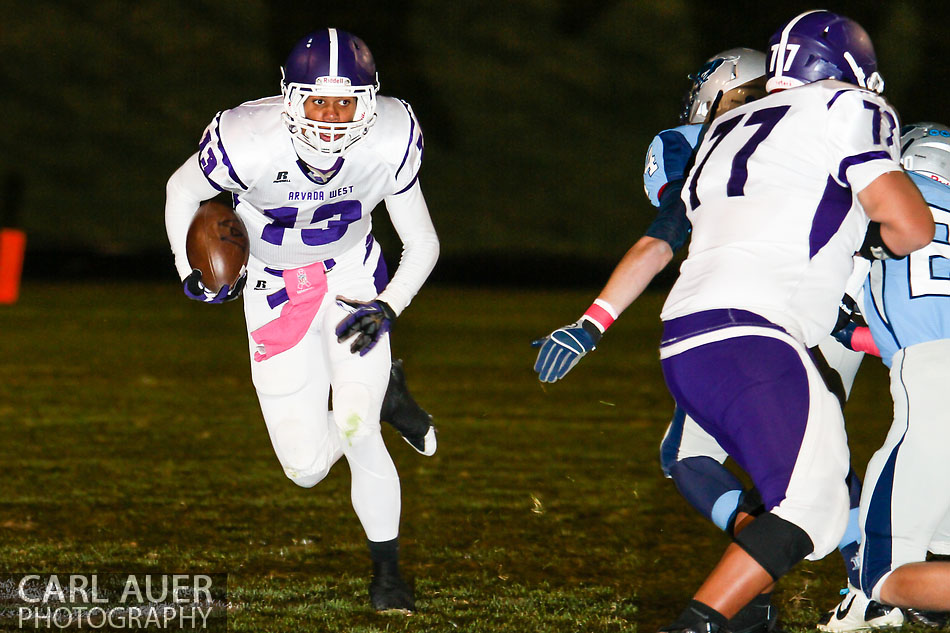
[
  {"x1": 842, "y1": 51, "x2": 867, "y2": 88},
  {"x1": 843, "y1": 52, "x2": 883, "y2": 93},
  {"x1": 291, "y1": 136, "x2": 341, "y2": 169}
]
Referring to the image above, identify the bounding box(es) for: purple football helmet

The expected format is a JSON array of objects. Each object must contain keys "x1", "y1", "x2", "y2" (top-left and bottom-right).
[
  {"x1": 281, "y1": 28, "x2": 380, "y2": 155},
  {"x1": 766, "y1": 10, "x2": 884, "y2": 94}
]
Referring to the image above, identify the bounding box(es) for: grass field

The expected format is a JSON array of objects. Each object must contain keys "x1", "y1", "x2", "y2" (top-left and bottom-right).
[{"x1": 0, "y1": 282, "x2": 912, "y2": 632}]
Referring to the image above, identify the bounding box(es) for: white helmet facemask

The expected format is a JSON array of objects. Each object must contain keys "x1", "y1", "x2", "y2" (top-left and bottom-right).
[{"x1": 281, "y1": 70, "x2": 379, "y2": 155}]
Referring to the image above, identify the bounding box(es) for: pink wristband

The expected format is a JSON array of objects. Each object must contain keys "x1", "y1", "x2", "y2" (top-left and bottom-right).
[
  {"x1": 582, "y1": 299, "x2": 618, "y2": 333},
  {"x1": 851, "y1": 326, "x2": 881, "y2": 357}
]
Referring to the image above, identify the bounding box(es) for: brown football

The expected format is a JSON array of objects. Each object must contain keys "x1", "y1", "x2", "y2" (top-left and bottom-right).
[{"x1": 185, "y1": 201, "x2": 250, "y2": 292}]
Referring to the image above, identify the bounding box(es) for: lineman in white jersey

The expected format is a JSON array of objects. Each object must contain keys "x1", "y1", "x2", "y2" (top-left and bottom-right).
[
  {"x1": 854, "y1": 122, "x2": 950, "y2": 614},
  {"x1": 534, "y1": 46, "x2": 878, "y2": 632},
  {"x1": 656, "y1": 12, "x2": 933, "y2": 633},
  {"x1": 164, "y1": 28, "x2": 439, "y2": 613}
]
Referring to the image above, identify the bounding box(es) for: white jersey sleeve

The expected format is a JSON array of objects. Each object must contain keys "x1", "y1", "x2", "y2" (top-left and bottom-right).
[
  {"x1": 824, "y1": 88, "x2": 902, "y2": 191},
  {"x1": 165, "y1": 153, "x2": 224, "y2": 280},
  {"x1": 376, "y1": 180, "x2": 439, "y2": 315},
  {"x1": 387, "y1": 100, "x2": 425, "y2": 196}
]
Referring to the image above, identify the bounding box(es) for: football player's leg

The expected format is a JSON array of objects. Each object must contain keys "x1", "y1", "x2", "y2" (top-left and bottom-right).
[
  {"x1": 244, "y1": 259, "x2": 340, "y2": 487},
  {"x1": 360, "y1": 235, "x2": 436, "y2": 455},
  {"x1": 662, "y1": 332, "x2": 849, "y2": 626},
  {"x1": 814, "y1": 335, "x2": 865, "y2": 402},
  {"x1": 813, "y1": 337, "x2": 867, "y2": 587},
  {"x1": 324, "y1": 281, "x2": 414, "y2": 611},
  {"x1": 381, "y1": 359, "x2": 437, "y2": 456},
  {"x1": 660, "y1": 407, "x2": 774, "y2": 633},
  {"x1": 660, "y1": 407, "x2": 750, "y2": 533},
  {"x1": 325, "y1": 300, "x2": 398, "y2": 538},
  {"x1": 861, "y1": 342, "x2": 950, "y2": 610},
  {"x1": 837, "y1": 469, "x2": 863, "y2": 588}
]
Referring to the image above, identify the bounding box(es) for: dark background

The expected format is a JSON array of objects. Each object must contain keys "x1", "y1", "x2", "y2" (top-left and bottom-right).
[{"x1": 3, "y1": 0, "x2": 948, "y2": 284}]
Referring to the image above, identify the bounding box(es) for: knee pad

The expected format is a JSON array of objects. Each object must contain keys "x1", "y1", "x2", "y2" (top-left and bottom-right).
[
  {"x1": 266, "y1": 414, "x2": 335, "y2": 487},
  {"x1": 735, "y1": 512, "x2": 814, "y2": 580},
  {"x1": 332, "y1": 382, "x2": 381, "y2": 445},
  {"x1": 285, "y1": 467, "x2": 330, "y2": 489}
]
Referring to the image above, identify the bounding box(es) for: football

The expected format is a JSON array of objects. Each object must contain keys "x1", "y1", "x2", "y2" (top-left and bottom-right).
[{"x1": 185, "y1": 201, "x2": 250, "y2": 293}]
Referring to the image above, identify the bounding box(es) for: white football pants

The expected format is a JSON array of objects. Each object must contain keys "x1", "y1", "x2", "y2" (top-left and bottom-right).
[{"x1": 243, "y1": 243, "x2": 400, "y2": 542}]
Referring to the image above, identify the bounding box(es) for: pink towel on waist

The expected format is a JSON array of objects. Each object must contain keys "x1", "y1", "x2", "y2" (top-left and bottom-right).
[{"x1": 251, "y1": 262, "x2": 328, "y2": 362}]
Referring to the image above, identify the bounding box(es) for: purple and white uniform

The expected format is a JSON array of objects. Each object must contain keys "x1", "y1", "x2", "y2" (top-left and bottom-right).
[
  {"x1": 165, "y1": 94, "x2": 438, "y2": 541},
  {"x1": 659, "y1": 79, "x2": 902, "y2": 558}
]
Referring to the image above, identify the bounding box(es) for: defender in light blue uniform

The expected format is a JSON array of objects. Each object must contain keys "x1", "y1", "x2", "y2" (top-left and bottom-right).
[
  {"x1": 857, "y1": 123, "x2": 950, "y2": 611},
  {"x1": 864, "y1": 171, "x2": 950, "y2": 364}
]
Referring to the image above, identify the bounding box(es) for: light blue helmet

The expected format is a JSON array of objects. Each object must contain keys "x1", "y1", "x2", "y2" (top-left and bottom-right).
[{"x1": 901, "y1": 122, "x2": 950, "y2": 186}]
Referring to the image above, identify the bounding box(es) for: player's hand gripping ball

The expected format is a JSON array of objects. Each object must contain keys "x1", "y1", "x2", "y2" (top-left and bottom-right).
[
  {"x1": 184, "y1": 202, "x2": 250, "y2": 303},
  {"x1": 335, "y1": 297, "x2": 396, "y2": 355}
]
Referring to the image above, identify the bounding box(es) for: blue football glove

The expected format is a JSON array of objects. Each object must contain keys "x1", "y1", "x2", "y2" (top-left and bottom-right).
[
  {"x1": 532, "y1": 320, "x2": 602, "y2": 383},
  {"x1": 335, "y1": 297, "x2": 396, "y2": 355},
  {"x1": 831, "y1": 320, "x2": 859, "y2": 351},
  {"x1": 183, "y1": 269, "x2": 246, "y2": 304}
]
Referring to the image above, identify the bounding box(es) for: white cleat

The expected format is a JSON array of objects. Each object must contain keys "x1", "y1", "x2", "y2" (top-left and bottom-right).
[{"x1": 817, "y1": 585, "x2": 904, "y2": 632}]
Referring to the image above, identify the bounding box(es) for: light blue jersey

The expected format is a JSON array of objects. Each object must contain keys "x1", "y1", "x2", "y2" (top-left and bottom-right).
[
  {"x1": 643, "y1": 124, "x2": 702, "y2": 206},
  {"x1": 642, "y1": 124, "x2": 702, "y2": 253},
  {"x1": 864, "y1": 172, "x2": 950, "y2": 366}
]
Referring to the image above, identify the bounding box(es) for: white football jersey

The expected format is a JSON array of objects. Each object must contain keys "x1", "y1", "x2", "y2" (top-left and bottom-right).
[
  {"x1": 197, "y1": 95, "x2": 424, "y2": 269},
  {"x1": 661, "y1": 80, "x2": 903, "y2": 345}
]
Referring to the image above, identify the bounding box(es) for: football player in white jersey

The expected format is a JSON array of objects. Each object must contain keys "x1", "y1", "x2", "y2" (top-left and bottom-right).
[
  {"x1": 164, "y1": 28, "x2": 439, "y2": 613},
  {"x1": 533, "y1": 45, "x2": 874, "y2": 633},
  {"x1": 826, "y1": 122, "x2": 950, "y2": 624},
  {"x1": 655, "y1": 11, "x2": 933, "y2": 633},
  {"x1": 534, "y1": 49, "x2": 778, "y2": 632}
]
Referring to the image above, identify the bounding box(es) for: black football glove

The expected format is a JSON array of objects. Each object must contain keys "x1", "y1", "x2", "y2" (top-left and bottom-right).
[
  {"x1": 335, "y1": 297, "x2": 396, "y2": 355},
  {"x1": 858, "y1": 222, "x2": 903, "y2": 261}
]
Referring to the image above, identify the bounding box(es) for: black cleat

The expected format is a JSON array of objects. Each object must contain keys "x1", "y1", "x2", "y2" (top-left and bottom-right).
[
  {"x1": 730, "y1": 600, "x2": 779, "y2": 633},
  {"x1": 369, "y1": 560, "x2": 415, "y2": 614},
  {"x1": 381, "y1": 359, "x2": 437, "y2": 456},
  {"x1": 658, "y1": 625, "x2": 722, "y2": 633}
]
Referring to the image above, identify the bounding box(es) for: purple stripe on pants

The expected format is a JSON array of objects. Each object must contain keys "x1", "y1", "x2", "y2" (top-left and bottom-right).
[{"x1": 661, "y1": 323, "x2": 810, "y2": 511}]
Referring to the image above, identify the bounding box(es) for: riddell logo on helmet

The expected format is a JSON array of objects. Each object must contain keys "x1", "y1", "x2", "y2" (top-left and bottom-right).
[{"x1": 316, "y1": 76, "x2": 352, "y2": 87}]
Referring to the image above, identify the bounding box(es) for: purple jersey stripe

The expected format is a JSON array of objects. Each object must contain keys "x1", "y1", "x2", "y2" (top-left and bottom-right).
[
  {"x1": 661, "y1": 308, "x2": 784, "y2": 346},
  {"x1": 216, "y1": 124, "x2": 249, "y2": 191},
  {"x1": 825, "y1": 89, "x2": 853, "y2": 109},
  {"x1": 393, "y1": 173, "x2": 419, "y2": 195},
  {"x1": 197, "y1": 132, "x2": 224, "y2": 192},
  {"x1": 394, "y1": 100, "x2": 418, "y2": 181},
  {"x1": 809, "y1": 176, "x2": 853, "y2": 258},
  {"x1": 267, "y1": 288, "x2": 290, "y2": 309},
  {"x1": 837, "y1": 150, "x2": 891, "y2": 186}
]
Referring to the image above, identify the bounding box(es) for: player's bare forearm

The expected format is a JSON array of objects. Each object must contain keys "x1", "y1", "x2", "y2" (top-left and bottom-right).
[
  {"x1": 596, "y1": 235, "x2": 674, "y2": 316},
  {"x1": 859, "y1": 171, "x2": 934, "y2": 256}
]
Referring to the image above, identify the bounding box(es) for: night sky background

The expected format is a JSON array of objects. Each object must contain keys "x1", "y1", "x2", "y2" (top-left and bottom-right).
[{"x1": 3, "y1": 0, "x2": 949, "y2": 283}]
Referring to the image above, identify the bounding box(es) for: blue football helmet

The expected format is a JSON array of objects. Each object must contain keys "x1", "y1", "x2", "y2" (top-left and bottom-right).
[
  {"x1": 281, "y1": 28, "x2": 380, "y2": 155},
  {"x1": 766, "y1": 10, "x2": 883, "y2": 94},
  {"x1": 680, "y1": 48, "x2": 766, "y2": 125},
  {"x1": 901, "y1": 122, "x2": 950, "y2": 186}
]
